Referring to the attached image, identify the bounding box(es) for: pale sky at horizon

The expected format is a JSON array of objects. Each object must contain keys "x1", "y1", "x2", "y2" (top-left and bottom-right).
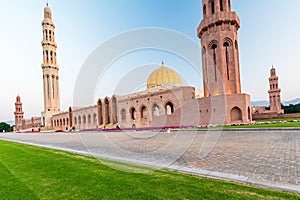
[{"x1": 0, "y1": 0, "x2": 299, "y2": 121}]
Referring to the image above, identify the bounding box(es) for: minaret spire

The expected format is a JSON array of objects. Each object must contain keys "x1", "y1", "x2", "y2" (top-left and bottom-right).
[
  {"x1": 41, "y1": 4, "x2": 61, "y2": 128},
  {"x1": 268, "y1": 66, "x2": 283, "y2": 114},
  {"x1": 14, "y1": 95, "x2": 24, "y2": 131}
]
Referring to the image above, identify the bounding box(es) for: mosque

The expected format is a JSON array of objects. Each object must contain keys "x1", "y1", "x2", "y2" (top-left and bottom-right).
[{"x1": 15, "y1": 0, "x2": 253, "y2": 131}]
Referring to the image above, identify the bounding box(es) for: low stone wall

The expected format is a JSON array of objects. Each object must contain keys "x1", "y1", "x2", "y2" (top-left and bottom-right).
[{"x1": 253, "y1": 113, "x2": 300, "y2": 120}]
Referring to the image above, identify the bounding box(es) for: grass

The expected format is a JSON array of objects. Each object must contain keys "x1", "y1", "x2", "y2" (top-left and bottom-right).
[
  {"x1": 224, "y1": 122, "x2": 300, "y2": 129},
  {"x1": 0, "y1": 140, "x2": 299, "y2": 199},
  {"x1": 255, "y1": 118, "x2": 300, "y2": 122}
]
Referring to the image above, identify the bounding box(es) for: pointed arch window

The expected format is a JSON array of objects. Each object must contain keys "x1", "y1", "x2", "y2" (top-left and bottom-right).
[
  {"x1": 153, "y1": 104, "x2": 160, "y2": 117},
  {"x1": 220, "y1": 0, "x2": 224, "y2": 11},
  {"x1": 130, "y1": 108, "x2": 136, "y2": 120},
  {"x1": 121, "y1": 109, "x2": 126, "y2": 121},
  {"x1": 88, "y1": 115, "x2": 91, "y2": 124},
  {"x1": 211, "y1": 1, "x2": 215, "y2": 14},
  {"x1": 211, "y1": 44, "x2": 218, "y2": 82},
  {"x1": 141, "y1": 106, "x2": 147, "y2": 119},
  {"x1": 165, "y1": 102, "x2": 174, "y2": 115},
  {"x1": 49, "y1": 30, "x2": 52, "y2": 41},
  {"x1": 47, "y1": 75, "x2": 50, "y2": 99},
  {"x1": 224, "y1": 42, "x2": 230, "y2": 80}
]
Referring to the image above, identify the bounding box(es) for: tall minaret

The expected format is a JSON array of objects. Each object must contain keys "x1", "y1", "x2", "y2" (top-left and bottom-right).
[
  {"x1": 14, "y1": 95, "x2": 24, "y2": 131},
  {"x1": 198, "y1": 0, "x2": 241, "y2": 97},
  {"x1": 268, "y1": 67, "x2": 283, "y2": 114},
  {"x1": 41, "y1": 4, "x2": 61, "y2": 127}
]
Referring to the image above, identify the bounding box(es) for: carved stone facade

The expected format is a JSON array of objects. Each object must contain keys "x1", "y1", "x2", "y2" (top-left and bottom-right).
[
  {"x1": 197, "y1": 0, "x2": 251, "y2": 124},
  {"x1": 50, "y1": 1, "x2": 252, "y2": 130}
]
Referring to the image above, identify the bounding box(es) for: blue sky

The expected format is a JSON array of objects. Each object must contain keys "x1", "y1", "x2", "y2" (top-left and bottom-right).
[{"x1": 0, "y1": 0, "x2": 299, "y2": 121}]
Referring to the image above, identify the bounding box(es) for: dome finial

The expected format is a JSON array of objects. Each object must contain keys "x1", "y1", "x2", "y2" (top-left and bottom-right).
[{"x1": 162, "y1": 59, "x2": 165, "y2": 67}]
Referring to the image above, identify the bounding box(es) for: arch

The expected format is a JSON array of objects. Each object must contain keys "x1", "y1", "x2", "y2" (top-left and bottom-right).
[
  {"x1": 210, "y1": 42, "x2": 218, "y2": 82},
  {"x1": 130, "y1": 107, "x2": 136, "y2": 120},
  {"x1": 45, "y1": 29, "x2": 48, "y2": 40},
  {"x1": 230, "y1": 107, "x2": 242, "y2": 122},
  {"x1": 203, "y1": 4, "x2": 207, "y2": 17},
  {"x1": 78, "y1": 116, "x2": 82, "y2": 125},
  {"x1": 112, "y1": 96, "x2": 118, "y2": 123},
  {"x1": 141, "y1": 106, "x2": 148, "y2": 119},
  {"x1": 49, "y1": 30, "x2": 52, "y2": 41},
  {"x1": 223, "y1": 41, "x2": 229, "y2": 47},
  {"x1": 69, "y1": 107, "x2": 73, "y2": 127},
  {"x1": 74, "y1": 117, "x2": 77, "y2": 125},
  {"x1": 208, "y1": 40, "x2": 218, "y2": 49},
  {"x1": 54, "y1": 120, "x2": 56, "y2": 127},
  {"x1": 211, "y1": 0, "x2": 215, "y2": 14},
  {"x1": 223, "y1": 38, "x2": 233, "y2": 81},
  {"x1": 60, "y1": 119, "x2": 62, "y2": 126},
  {"x1": 165, "y1": 102, "x2": 174, "y2": 115},
  {"x1": 50, "y1": 51, "x2": 53, "y2": 64},
  {"x1": 220, "y1": 0, "x2": 224, "y2": 11},
  {"x1": 88, "y1": 114, "x2": 91, "y2": 124},
  {"x1": 63, "y1": 118, "x2": 66, "y2": 126},
  {"x1": 45, "y1": 50, "x2": 49, "y2": 63},
  {"x1": 247, "y1": 107, "x2": 251, "y2": 120},
  {"x1": 97, "y1": 99, "x2": 103, "y2": 125},
  {"x1": 66, "y1": 118, "x2": 69, "y2": 126},
  {"x1": 153, "y1": 104, "x2": 160, "y2": 117},
  {"x1": 121, "y1": 109, "x2": 126, "y2": 121},
  {"x1": 93, "y1": 113, "x2": 97, "y2": 124},
  {"x1": 83, "y1": 115, "x2": 87, "y2": 124},
  {"x1": 105, "y1": 98, "x2": 111, "y2": 124},
  {"x1": 223, "y1": 37, "x2": 233, "y2": 46}
]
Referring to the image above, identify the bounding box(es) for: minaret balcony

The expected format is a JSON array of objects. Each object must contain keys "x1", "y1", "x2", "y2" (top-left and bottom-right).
[
  {"x1": 197, "y1": 12, "x2": 240, "y2": 38},
  {"x1": 42, "y1": 64, "x2": 59, "y2": 70},
  {"x1": 41, "y1": 40, "x2": 57, "y2": 47}
]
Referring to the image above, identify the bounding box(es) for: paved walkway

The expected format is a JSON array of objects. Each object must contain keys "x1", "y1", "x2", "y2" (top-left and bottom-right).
[{"x1": 1, "y1": 130, "x2": 300, "y2": 193}]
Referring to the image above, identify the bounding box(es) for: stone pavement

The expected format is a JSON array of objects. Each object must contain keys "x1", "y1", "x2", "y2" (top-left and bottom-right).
[{"x1": 1, "y1": 130, "x2": 300, "y2": 193}]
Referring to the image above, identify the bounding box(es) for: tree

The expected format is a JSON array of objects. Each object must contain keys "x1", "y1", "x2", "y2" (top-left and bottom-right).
[
  {"x1": 0, "y1": 122, "x2": 13, "y2": 132},
  {"x1": 282, "y1": 103, "x2": 300, "y2": 114}
]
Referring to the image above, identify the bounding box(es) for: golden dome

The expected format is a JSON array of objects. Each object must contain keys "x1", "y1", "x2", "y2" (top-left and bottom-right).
[{"x1": 147, "y1": 61, "x2": 182, "y2": 89}]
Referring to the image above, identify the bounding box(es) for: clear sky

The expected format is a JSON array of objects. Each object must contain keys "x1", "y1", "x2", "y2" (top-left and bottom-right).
[{"x1": 0, "y1": 0, "x2": 299, "y2": 121}]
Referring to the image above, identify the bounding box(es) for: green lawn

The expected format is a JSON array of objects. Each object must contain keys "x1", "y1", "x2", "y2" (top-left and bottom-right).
[
  {"x1": 0, "y1": 140, "x2": 299, "y2": 199},
  {"x1": 255, "y1": 118, "x2": 300, "y2": 122},
  {"x1": 224, "y1": 122, "x2": 300, "y2": 129},
  {"x1": 223, "y1": 123, "x2": 300, "y2": 129}
]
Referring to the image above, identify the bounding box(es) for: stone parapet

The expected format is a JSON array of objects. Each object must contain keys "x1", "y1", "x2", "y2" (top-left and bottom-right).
[{"x1": 197, "y1": 12, "x2": 240, "y2": 38}]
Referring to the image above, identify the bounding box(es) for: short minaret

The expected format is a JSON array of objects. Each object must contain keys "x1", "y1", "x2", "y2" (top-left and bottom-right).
[
  {"x1": 14, "y1": 95, "x2": 24, "y2": 131},
  {"x1": 41, "y1": 4, "x2": 61, "y2": 127},
  {"x1": 268, "y1": 67, "x2": 284, "y2": 114},
  {"x1": 198, "y1": 0, "x2": 241, "y2": 97}
]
